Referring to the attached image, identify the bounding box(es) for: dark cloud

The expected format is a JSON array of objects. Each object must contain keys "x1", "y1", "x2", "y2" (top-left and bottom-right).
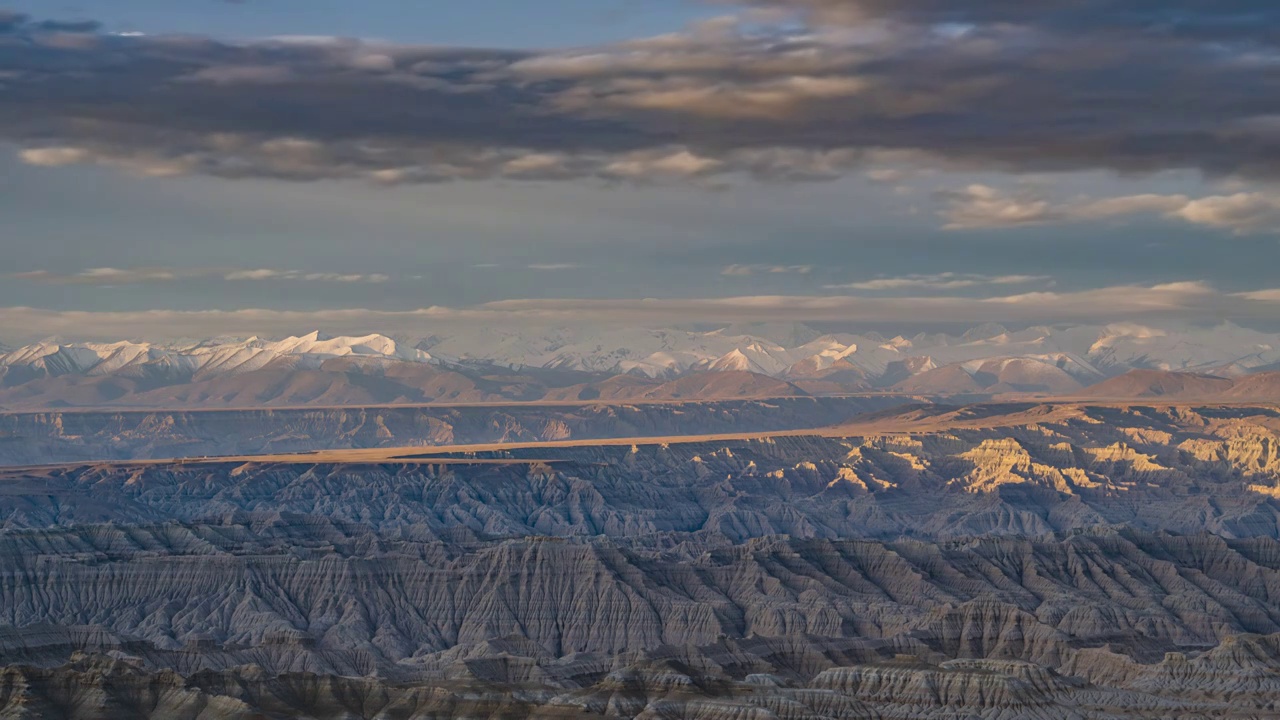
[
  {"x1": 3, "y1": 9, "x2": 1280, "y2": 184},
  {"x1": 0, "y1": 11, "x2": 27, "y2": 32},
  {"x1": 740, "y1": 1, "x2": 1280, "y2": 43},
  {"x1": 31, "y1": 19, "x2": 102, "y2": 33}
]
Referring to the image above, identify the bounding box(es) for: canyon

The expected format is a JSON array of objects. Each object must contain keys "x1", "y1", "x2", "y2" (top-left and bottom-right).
[{"x1": 2, "y1": 402, "x2": 1280, "y2": 716}]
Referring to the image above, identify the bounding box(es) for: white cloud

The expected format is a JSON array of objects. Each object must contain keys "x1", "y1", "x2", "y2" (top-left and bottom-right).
[
  {"x1": 1072, "y1": 194, "x2": 1191, "y2": 220},
  {"x1": 1174, "y1": 194, "x2": 1280, "y2": 234},
  {"x1": 939, "y1": 185, "x2": 1060, "y2": 229},
  {"x1": 13, "y1": 268, "x2": 392, "y2": 285},
  {"x1": 223, "y1": 269, "x2": 289, "y2": 281},
  {"x1": 722, "y1": 264, "x2": 814, "y2": 276},
  {"x1": 527, "y1": 263, "x2": 583, "y2": 271},
  {"x1": 12, "y1": 267, "x2": 178, "y2": 284},
  {"x1": 581, "y1": 75, "x2": 870, "y2": 120},
  {"x1": 12, "y1": 136, "x2": 870, "y2": 189},
  {"x1": 826, "y1": 273, "x2": 1050, "y2": 290},
  {"x1": 475, "y1": 283, "x2": 1235, "y2": 324},
  {"x1": 940, "y1": 185, "x2": 1280, "y2": 234},
  {"x1": 1236, "y1": 288, "x2": 1280, "y2": 302},
  {"x1": 865, "y1": 168, "x2": 908, "y2": 184},
  {"x1": 225, "y1": 269, "x2": 389, "y2": 283},
  {"x1": 302, "y1": 273, "x2": 391, "y2": 283},
  {"x1": 602, "y1": 150, "x2": 724, "y2": 180},
  {"x1": 2, "y1": 282, "x2": 1276, "y2": 340},
  {"x1": 349, "y1": 54, "x2": 396, "y2": 72},
  {"x1": 19, "y1": 147, "x2": 93, "y2": 167},
  {"x1": 80, "y1": 267, "x2": 178, "y2": 282}
]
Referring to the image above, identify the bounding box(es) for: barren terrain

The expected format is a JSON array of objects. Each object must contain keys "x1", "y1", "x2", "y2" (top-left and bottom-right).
[{"x1": 3, "y1": 402, "x2": 1280, "y2": 716}]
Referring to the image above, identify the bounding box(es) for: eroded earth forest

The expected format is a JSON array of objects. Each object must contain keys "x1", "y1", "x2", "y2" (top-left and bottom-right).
[{"x1": 3, "y1": 401, "x2": 1280, "y2": 718}]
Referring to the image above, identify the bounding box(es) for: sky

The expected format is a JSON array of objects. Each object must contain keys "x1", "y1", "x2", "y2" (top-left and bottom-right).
[{"x1": 2, "y1": 0, "x2": 1280, "y2": 340}]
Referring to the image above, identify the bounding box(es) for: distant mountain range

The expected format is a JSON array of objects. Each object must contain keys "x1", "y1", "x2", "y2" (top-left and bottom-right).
[{"x1": 0, "y1": 323, "x2": 1278, "y2": 408}]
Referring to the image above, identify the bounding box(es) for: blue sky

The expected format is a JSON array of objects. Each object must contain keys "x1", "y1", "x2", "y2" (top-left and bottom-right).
[
  {"x1": 2, "y1": 1, "x2": 1279, "y2": 338},
  {"x1": 6, "y1": 0, "x2": 715, "y2": 46}
]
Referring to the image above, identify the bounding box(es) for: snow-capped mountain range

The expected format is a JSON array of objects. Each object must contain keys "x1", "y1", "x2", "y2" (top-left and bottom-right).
[
  {"x1": 0, "y1": 323, "x2": 1278, "y2": 407},
  {"x1": 0, "y1": 332, "x2": 431, "y2": 383}
]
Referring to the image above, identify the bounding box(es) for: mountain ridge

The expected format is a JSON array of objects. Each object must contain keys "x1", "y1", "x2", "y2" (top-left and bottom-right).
[{"x1": 3, "y1": 323, "x2": 1280, "y2": 408}]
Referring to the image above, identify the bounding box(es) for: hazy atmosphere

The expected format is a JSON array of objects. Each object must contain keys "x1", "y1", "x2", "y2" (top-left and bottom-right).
[{"x1": 3, "y1": 1, "x2": 1280, "y2": 338}]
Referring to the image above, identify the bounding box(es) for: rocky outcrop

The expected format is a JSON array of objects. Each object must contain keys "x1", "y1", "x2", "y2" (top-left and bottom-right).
[
  {"x1": 3, "y1": 403, "x2": 1280, "y2": 717},
  {"x1": 8, "y1": 406, "x2": 1280, "y2": 540},
  {"x1": 4, "y1": 527, "x2": 1280, "y2": 717},
  {"x1": 1, "y1": 525, "x2": 1280, "y2": 675}
]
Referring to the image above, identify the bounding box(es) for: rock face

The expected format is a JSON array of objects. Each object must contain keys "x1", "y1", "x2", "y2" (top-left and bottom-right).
[
  {"x1": 5, "y1": 527, "x2": 1280, "y2": 717},
  {"x1": 7, "y1": 404, "x2": 1280, "y2": 540},
  {"x1": 4, "y1": 403, "x2": 1280, "y2": 717}
]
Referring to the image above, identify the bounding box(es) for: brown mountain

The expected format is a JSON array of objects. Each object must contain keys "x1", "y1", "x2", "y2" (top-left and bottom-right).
[
  {"x1": 895, "y1": 364, "x2": 988, "y2": 394},
  {"x1": 1221, "y1": 371, "x2": 1280, "y2": 402},
  {"x1": 0, "y1": 363, "x2": 812, "y2": 410},
  {"x1": 1082, "y1": 369, "x2": 1237, "y2": 399}
]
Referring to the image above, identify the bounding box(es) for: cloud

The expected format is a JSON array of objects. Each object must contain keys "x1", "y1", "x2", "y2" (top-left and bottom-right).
[
  {"x1": 722, "y1": 264, "x2": 814, "y2": 276},
  {"x1": 12, "y1": 267, "x2": 178, "y2": 284},
  {"x1": 13, "y1": 268, "x2": 392, "y2": 285},
  {"x1": 1174, "y1": 194, "x2": 1280, "y2": 234},
  {"x1": 219, "y1": 269, "x2": 392, "y2": 283},
  {"x1": 940, "y1": 185, "x2": 1280, "y2": 233},
  {"x1": 826, "y1": 273, "x2": 1050, "y2": 290},
  {"x1": 225, "y1": 270, "x2": 391, "y2": 283},
  {"x1": 222, "y1": 269, "x2": 286, "y2": 281},
  {"x1": 865, "y1": 168, "x2": 908, "y2": 184},
  {"x1": 732, "y1": 0, "x2": 1280, "y2": 43},
  {"x1": 19, "y1": 147, "x2": 94, "y2": 167},
  {"x1": 181, "y1": 65, "x2": 296, "y2": 85},
  {"x1": 527, "y1": 263, "x2": 583, "y2": 271},
  {"x1": 5, "y1": 7, "x2": 1280, "y2": 188},
  {"x1": 1239, "y1": 289, "x2": 1280, "y2": 302},
  {"x1": 309, "y1": 273, "x2": 390, "y2": 283},
  {"x1": 1, "y1": 282, "x2": 1277, "y2": 340},
  {"x1": 937, "y1": 186, "x2": 1064, "y2": 229}
]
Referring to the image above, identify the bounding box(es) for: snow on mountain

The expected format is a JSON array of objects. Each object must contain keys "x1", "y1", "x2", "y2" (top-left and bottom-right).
[
  {"x1": 0, "y1": 332, "x2": 431, "y2": 382},
  {"x1": 784, "y1": 338, "x2": 861, "y2": 376},
  {"x1": 897, "y1": 354, "x2": 1103, "y2": 395},
  {"x1": 425, "y1": 327, "x2": 803, "y2": 378},
  {"x1": 958, "y1": 353, "x2": 1105, "y2": 383},
  {"x1": 1085, "y1": 322, "x2": 1280, "y2": 372},
  {"x1": 3, "y1": 323, "x2": 1279, "y2": 393},
  {"x1": 261, "y1": 331, "x2": 425, "y2": 361},
  {"x1": 708, "y1": 323, "x2": 823, "y2": 347},
  {"x1": 707, "y1": 349, "x2": 771, "y2": 374},
  {"x1": 419, "y1": 321, "x2": 1280, "y2": 386},
  {"x1": 2, "y1": 341, "x2": 151, "y2": 377}
]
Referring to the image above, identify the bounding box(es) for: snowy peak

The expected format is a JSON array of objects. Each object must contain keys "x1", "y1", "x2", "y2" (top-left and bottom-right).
[
  {"x1": 258, "y1": 332, "x2": 430, "y2": 363},
  {"x1": 2, "y1": 323, "x2": 1280, "y2": 399},
  {"x1": 708, "y1": 349, "x2": 770, "y2": 374},
  {"x1": 0, "y1": 332, "x2": 433, "y2": 382}
]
